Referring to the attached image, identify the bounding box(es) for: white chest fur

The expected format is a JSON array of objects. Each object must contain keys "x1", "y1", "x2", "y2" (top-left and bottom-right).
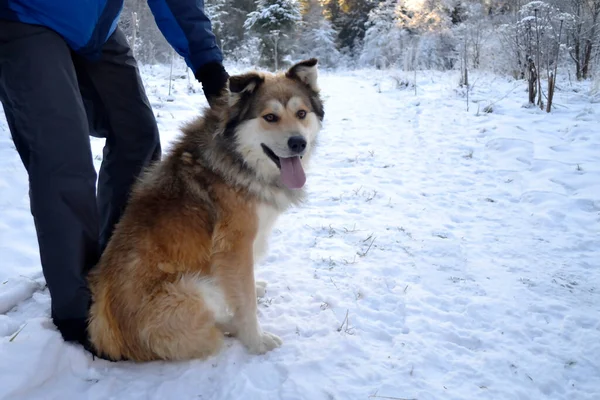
[{"x1": 253, "y1": 203, "x2": 281, "y2": 264}]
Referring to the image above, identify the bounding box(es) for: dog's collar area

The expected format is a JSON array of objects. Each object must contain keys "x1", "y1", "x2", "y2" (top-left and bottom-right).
[{"x1": 261, "y1": 144, "x2": 281, "y2": 169}]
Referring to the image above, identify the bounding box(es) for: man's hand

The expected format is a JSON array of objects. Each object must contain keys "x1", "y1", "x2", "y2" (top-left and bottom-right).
[{"x1": 195, "y1": 62, "x2": 229, "y2": 108}]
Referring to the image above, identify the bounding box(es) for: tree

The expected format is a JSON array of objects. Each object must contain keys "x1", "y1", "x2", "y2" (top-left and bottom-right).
[
  {"x1": 321, "y1": 0, "x2": 377, "y2": 59},
  {"x1": 512, "y1": 2, "x2": 572, "y2": 108},
  {"x1": 245, "y1": 0, "x2": 302, "y2": 70},
  {"x1": 119, "y1": 0, "x2": 172, "y2": 65},
  {"x1": 208, "y1": 0, "x2": 259, "y2": 59},
  {"x1": 360, "y1": 0, "x2": 404, "y2": 68},
  {"x1": 565, "y1": 0, "x2": 600, "y2": 80},
  {"x1": 396, "y1": 0, "x2": 458, "y2": 70},
  {"x1": 295, "y1": 0, "x2": 341, "y2": 67},
  {"x1": 460, "y1": 2, "x2": 491, "y2": 69},
  {"x1": 339, "y1": 0, "x2": 377, "y2": 50},
  {"x1": 205, "y1": 0, "x2": 228, "y2": 51}
]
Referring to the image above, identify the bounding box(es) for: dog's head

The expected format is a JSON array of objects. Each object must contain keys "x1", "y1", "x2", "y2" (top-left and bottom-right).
[{"x1": 220, "y1": 59, "x2": 324, "y2": 190}]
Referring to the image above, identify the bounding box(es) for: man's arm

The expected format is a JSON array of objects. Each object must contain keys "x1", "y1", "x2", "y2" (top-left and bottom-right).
[{"x1": 146, "y1": 0, "x2": 229, "y2": 105}]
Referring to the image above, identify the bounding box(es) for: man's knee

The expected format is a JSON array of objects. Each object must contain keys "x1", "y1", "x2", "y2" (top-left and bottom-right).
[
  {"x1": 119, "y1": 101, "x2": 161, "y2": 164},
  {"x1": 142, "y1": 111, "x2": 161, "y2": 159}
]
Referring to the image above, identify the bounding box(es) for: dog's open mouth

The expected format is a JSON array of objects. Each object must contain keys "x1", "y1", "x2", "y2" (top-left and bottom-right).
[
  {"x1": 261, "y1": 144, "x2": 306, "y2": 190},
  {"x1": 261, "y1": 144, "x2": 281, "y2": 169}
]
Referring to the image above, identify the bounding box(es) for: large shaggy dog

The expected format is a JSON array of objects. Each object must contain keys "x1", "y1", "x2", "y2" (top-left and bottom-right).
[{"x1": 87, "y1": 59, "x2": 324, "y2": 362}]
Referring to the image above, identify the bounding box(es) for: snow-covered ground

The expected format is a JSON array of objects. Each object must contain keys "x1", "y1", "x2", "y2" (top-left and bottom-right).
[{"x1": 1, "y1": 62, "x2": 599, "y2": 400}]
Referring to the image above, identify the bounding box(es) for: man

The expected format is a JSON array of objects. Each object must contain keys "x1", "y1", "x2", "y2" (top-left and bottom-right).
[{"x1": 0, "y1": 0, "x2": 229, "y2": 357}]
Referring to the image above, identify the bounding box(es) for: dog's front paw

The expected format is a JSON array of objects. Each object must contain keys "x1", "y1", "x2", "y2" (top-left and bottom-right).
[
  {"x1": 245, "y1": 331, "x2": 283, "y2": 354},
  {"x1": 256, "y1": 280, "x2": 268, "y2": 298}
]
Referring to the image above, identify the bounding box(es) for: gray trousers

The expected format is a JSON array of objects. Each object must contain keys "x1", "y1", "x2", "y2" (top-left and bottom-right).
[{"x1": 0, "y1": 20, "x2": 161, "y2": 333}]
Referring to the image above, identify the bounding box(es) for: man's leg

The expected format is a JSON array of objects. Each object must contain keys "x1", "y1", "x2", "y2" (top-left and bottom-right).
[
  {"x1": 73, "y1": 27, "x2": 161, "y2": 253},
  {"x1": 0, "y1": 21, "x2": 99, "y2": 341}
]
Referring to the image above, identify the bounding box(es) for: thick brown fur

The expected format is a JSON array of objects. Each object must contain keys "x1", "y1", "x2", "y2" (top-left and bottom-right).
[{"x1": 87, "y1": 59, "x2": 324, "y2": 362}]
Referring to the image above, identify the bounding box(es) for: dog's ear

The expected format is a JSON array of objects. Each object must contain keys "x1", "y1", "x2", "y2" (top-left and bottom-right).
[
  {"x1": 286, "y1": 58, "x2": 319, "y2": 93},
  {"x1": 228, "y1": 72, "x2": 265, "y2": 95}
]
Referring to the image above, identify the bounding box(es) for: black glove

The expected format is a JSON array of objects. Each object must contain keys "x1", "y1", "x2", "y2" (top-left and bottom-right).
[{"x1": 195, "y1": 61, "x2": 229, "y2": 107}]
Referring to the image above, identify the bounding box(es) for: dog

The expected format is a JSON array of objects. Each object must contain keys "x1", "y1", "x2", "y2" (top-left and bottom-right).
[{"x1": 87, "y1": 58, "x2": 325, "y2": 362}]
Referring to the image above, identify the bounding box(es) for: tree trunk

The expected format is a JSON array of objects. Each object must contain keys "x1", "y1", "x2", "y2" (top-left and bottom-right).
[
  {"x1": 274, "y1": 35, "x2": 279, "y2": 71},
  {"x1": 168, "y1": 48, "x2": 174, "y2": 98},
  {"x1": 582, "y1": 39, "x2": 592, "y2": 79},
  {"x1": 131, "y1": 11, "x2": 138, "y2": 58},
  {"x1": 582, "y1": 7, "x2": 597, "y2": 80},
  {"x1": 516, "y1": 22, "x2": 524, "y2": 79},
  {"x1": 575, "y1": 40, "x2": 582, "y2": 80},
  {"x1": 528, "y1": 57, "x2": 537, "y2": 105},
  {"x1": 459, "y1": 38, "x2": 463, "y2": 83},
  {"x1": 584, "y1": 2, "x2": 600, "y2": 79},
  {"x1": 568, "y1": 1, "x2": 584, "y2": 80},
  {"x1": 546, "y1": 20, "x2": 563, "y2": 113},
  {"x1": 465, "y1": 39, "x2": 468, "y2": 86},
  {"x1": 547, "y1": 73, "x2": 555, "y2": 112},
  {"x1": 534, "y1": 8, "x2": 543, "y2": 109}
]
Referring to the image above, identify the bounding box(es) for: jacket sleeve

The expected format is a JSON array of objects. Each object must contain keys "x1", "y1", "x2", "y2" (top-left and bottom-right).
[{"x1": 146, "y1": 0, "x2": 223, "y2": 74}]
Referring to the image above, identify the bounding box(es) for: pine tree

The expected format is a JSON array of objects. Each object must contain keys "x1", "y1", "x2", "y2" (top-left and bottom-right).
[
  {"x1": 360, "y1": 0, "x2": 402, "y2": 67},
  {"x1": 334, "y1": 0, "x2": 378, "y2": 54},
  {"x1": 119, "y1": 0, "x2": 172, "y2": 65},
  {"x1": 295, "y1": 0, "x2": 340, "y2": 67},
  {"x1": 320, "y1": 0, "x2": 377, "y2": 60},
  {"x1": 205, "y1": 0, "x2": 228, "y2": 51},
  {"x1": 212, "y1": 0, "x2": 259, "y2": 58},
  {"x1": 245, "y1": 0, "x2": 302, "y2": 69}
]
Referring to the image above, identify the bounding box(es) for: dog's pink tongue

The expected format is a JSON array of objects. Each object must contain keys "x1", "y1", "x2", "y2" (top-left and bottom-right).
[{"x1": 280, "y1": 156, "x2": 306, "y2": 189}]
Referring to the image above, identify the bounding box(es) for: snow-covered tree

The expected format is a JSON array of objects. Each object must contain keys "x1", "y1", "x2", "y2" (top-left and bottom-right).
[
  {"x1": 495, "y1": 1, "x2": 573, "y2": 79},
  {"x1": 456, "y1": 2, "x2": 492, "y2": 69},
  {"x1": 398, "y1": 0, "x2": 459, "y2": 70},
  {"x1": 563, "y1": 0, "x2": 600, "y2": 80},
  {"x1": 360, "y1": 0, "x2": 404, "y2": 68},
  {"x1": 396, "y1": 0, "x2": 454, "y2": 34},
  {"x1": 207, "y1": 0, "x2": 259, "y2": 59},
  {"x1": 244, "y1": 0, "x2": 302, "y2": 69},
  {"x1": 517, "y1": 2, "x2": 573, "y2": 78},
  {"x1": 333, "y1": 0, "x2": 377, "y2": 55},
  {"x1": 294, "y1": 0, "x2": 340, "y2": 68},
  {"x1": 119, "y1": 0, "x2": 172, "y2": 65},
  {"x1": 113, "y1": 0, "x2": 592, "y2": 83},
  {"x1": 205, "y1": 0, "x2": 227, "y2": 51}
]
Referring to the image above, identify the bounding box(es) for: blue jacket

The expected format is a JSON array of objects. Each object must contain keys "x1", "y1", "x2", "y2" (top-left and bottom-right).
[{"x1": 0, "y1": 0, "x2": 223, "y2": 74}]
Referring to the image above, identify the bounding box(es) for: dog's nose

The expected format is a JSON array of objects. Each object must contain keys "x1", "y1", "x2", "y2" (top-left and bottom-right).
[{"x1": 288, "y1": 136, "x2": 307, "y2": 153}]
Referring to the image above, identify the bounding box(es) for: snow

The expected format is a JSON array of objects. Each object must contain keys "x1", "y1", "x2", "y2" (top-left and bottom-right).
[{"x1": 1, "y1": 63, "x2": 600, "y2": 400}]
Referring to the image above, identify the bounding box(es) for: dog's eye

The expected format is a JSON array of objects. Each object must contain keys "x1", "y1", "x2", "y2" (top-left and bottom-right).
[
  {"x1": 296, "y1": 110, "x2": 307, "y2": 119},
  {"x1": 263, "y1": 114, "x2": 279, "y2": 123}
]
